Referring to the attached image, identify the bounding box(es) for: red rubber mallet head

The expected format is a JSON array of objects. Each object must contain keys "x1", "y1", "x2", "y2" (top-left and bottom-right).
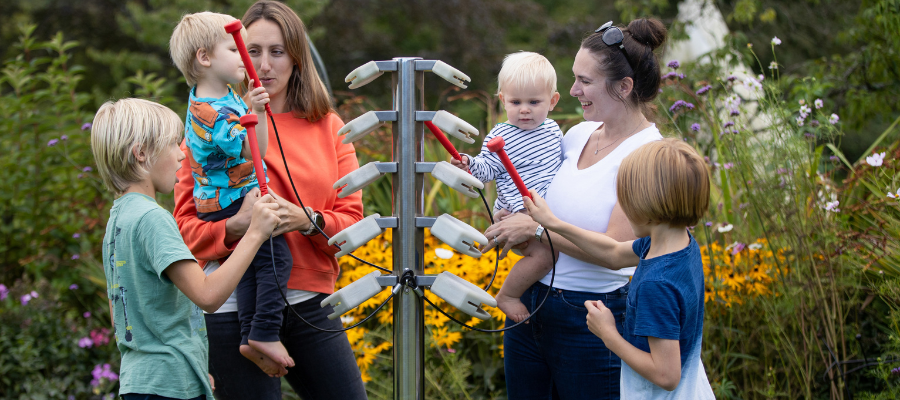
[
  {"x1": 239, "y1": 113, "x2": 268, "y2": 196},
  {"x1": 224, "y1": 20, "x2": 272, "y2": 115},
  {"x1": 486, "y1": 137, "x2": 531, "y2": 200}
]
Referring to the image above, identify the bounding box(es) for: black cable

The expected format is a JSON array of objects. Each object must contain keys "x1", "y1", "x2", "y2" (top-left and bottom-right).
[
  {"x1": 267, "y1": 112, "x2": 391, "y2": 274},
  {"x1": 269, "y1": 234, "x2": 395, "y2": 332},
  {"x1": 476, "y1": 187, "x2": 500, "y2": 292}
]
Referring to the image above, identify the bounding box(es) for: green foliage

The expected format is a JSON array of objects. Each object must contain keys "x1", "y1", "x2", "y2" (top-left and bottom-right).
[{"x1": 0, "y1": 280, "x2": 119, "y2": 399}]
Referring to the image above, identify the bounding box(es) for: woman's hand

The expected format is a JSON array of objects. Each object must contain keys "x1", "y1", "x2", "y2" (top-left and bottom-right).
[
  {"x1": 482, "y1": 211, "x2": 539, "y2": 259},
  {"x1": 523, "y1": 189, "x2": 560, "y2": 229},
  {"x1": 269, "y1": 191, "x2": 313, "y2": 237}
]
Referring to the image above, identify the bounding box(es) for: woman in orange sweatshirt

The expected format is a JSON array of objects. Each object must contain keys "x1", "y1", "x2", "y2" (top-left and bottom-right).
[{"x1": 173, "y1": 2, "x2": 366, "y2": 399}]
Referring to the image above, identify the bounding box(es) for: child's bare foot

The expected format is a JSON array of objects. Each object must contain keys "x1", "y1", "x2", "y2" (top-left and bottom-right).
[
  {"x1": 249, "y1": 339, "x2": 295, "y2": 369},
  {"x1": 496, "y1": 293, "x2": 530, "y2": 323},
  {"x1": 240, "y1": 344, "x2": 288, "y2": 377}
]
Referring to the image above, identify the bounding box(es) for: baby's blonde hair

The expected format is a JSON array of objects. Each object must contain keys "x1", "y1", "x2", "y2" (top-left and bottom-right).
[
  {"x1": 170, "y1": 12, "x2": 241, "y2": 87},
  {"x1": 617, "y1": 138, "x2": 710, "y2": 227},
  {"x1": 497, "y1": 51, "x2": 557, "y2": 95},
  {"x1": 91, "y1": 98, "x2": 183, "y2": 194}
]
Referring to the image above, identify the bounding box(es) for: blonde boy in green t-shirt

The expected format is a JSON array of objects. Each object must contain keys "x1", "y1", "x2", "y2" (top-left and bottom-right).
[{"x1": 91, "y1": 98, "x2": 281, "y2": 400}]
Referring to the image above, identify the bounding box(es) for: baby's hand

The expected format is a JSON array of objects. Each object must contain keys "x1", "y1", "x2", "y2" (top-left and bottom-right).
[
  {"x1": 450, "y1": 155, "x2": 469, "y2": 171},
  {"x1": 248, "y1": 80, "x2": 270, "y2": 113}
]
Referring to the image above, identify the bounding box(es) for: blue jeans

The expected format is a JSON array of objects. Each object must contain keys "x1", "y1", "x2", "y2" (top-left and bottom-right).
[
  {"x1": 205, "y1": 294, "x2": 367, "y2": 400},
  {"x1": 504, "y1": 282, "x2": 628, "y2": 400}
]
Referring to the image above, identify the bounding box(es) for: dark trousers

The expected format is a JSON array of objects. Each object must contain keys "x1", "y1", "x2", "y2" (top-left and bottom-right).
[
  {"x1": 200, "y1": 196, "x2": 293, "y2": 344},
  {"x1": 503, "y1": 282, "x2": 629, "y2": 400},
  {"x1": 204, "y1": 296, "x2": 368, "y2": 400}
]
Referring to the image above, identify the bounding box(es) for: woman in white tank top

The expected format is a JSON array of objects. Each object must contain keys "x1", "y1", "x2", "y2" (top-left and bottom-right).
[{"x1": 483, "y1": 18, "x2": 668, "y2": 400}]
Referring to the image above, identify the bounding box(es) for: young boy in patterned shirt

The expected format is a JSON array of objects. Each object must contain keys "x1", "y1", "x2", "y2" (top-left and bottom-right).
[{"x1": 170, "y1": 12, "x2": 294, "y2": 370}]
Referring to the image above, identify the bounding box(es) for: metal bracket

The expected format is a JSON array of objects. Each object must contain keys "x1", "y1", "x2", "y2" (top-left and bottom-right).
[
  {"x1": 376, "y1": 162, "x2": 398, "y2": 173},
  {"x1": 375, "y1": 217, "x2": 398, "y2": 229},
  {"x1": 415, "y1": 162, "x2": 436, "y2": 173},
  {"x1": 413, "y1": 60, "x2": 436, "y2": 71},
  {"x1": 375, "y1": 60, "x2": 399, "y2": 71},
  {"x1": 415, "y1": 111, "x2": 437, "y2": 121},
  {"x1": 415, "y1": 217, "x2": 437, "y2": 228},
  {"x1": 376, "y1": 275, "x2": 399, "y2": 287}
]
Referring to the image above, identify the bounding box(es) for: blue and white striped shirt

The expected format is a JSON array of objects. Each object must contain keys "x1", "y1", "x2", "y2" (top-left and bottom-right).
[{"x1": 465, "y1": 119, "x2": 563, "y2": 213}]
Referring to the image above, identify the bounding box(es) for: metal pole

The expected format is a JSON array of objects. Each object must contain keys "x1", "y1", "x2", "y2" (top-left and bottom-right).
[{"x1": 392, "y1": 57, "x2": 425, "y2": 400}]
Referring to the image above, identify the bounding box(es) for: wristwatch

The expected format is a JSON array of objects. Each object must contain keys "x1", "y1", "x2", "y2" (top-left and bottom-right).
[
  {"x1": 534, "y1": 225, "x2": 545, "y2": 243},
  {"x1": 301, "y1": 207, "x2": 325, "y2": 236}
]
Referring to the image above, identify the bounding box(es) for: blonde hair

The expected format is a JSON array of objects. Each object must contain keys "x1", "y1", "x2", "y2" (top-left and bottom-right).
[
  {"x1": 497, "y1": 51, "x2": 558, "y2": 95},
  {"x1": 242, "y1": 1, "x2": 335, "y2": 122},
  {"x1": 170, "y1": 12, "x2": 241, "y2": 87},
  {"x1": 91, "y1": 98, "x2": 184, "y2": 194},
  {"x1": 616, "y1": 138, "x2": 710, "y2": 227}
]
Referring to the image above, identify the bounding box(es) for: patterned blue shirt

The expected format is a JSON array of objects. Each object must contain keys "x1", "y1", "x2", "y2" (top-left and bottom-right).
[{"x1": 183, "y1": 85, "x2": 267, "y2": 214}]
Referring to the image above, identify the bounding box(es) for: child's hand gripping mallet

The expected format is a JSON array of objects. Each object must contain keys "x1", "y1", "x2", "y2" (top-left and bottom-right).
[
  {"x1": 486, "y1": 137, "x2": 531, "y2": 200},
  {"x1": 238, "y1": 114, "x2": 268, "y2": 196},
  {"x1": 225, "y1": 20, "x2": 269, "y2": 195}
]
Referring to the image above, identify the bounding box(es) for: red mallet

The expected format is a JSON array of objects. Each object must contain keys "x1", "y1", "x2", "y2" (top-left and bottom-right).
[
  {"x1": 486, "y1": 137, "x2": 531, "y2": 200},
  {"x1": 239, "y1": 114, "x2": 268, "y2": 196},
  {"x1": 424, "y1": 120, "x2": 462, "y2": 162},
  {"x1": 224, "y1": 20, "x2": 272, "y2": 115}
]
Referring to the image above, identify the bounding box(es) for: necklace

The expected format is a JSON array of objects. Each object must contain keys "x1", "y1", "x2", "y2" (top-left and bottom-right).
[{"x1": 594, "y1": 121, "x2": 644, "y2": 155}]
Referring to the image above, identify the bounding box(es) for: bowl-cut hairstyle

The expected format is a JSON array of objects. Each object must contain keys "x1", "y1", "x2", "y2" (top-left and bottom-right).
[
  {"x1": 91, "y1": 98, "x2": 184, "y2": 194},
  {"x1": 170, "y1": 12, "x2": 241, "y2": 87},
  {"x1": 616, "y1": 138, "x2": 710, "y2": 227}
]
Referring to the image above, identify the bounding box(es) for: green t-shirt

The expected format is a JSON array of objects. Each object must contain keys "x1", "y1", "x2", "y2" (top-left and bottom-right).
[{"x1": 102, "y1": 193, "x2": 212, "y2": 399}]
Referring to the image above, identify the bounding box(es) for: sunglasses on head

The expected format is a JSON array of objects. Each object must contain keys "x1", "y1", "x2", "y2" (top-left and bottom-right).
[{"x1": 595, "y1": 21, "x2": 631, "y2": 62}]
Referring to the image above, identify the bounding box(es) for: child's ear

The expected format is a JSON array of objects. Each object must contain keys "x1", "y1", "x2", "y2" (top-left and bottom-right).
[
  {"x1": 132, "y1": 144, "x2": 147, "y2": 163},
  {"x1": 196, "y1": 48, "x2": 212, "y2": 68},
  {"x1": 549, "y1": 92, "x2": 561, "y2": 111},
  {"x1": 498, "y1": 91, "x2": 505, "y2": 104}
]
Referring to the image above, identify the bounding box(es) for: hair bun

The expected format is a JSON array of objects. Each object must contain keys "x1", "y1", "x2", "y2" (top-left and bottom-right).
[{"x1": 627, "y1": 18, "x2": 667, "y2": 50}]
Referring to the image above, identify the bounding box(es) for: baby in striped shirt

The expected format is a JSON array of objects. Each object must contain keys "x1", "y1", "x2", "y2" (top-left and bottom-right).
[{"x1": 452, "y1": 52, "x2": 562, "y2": 322}]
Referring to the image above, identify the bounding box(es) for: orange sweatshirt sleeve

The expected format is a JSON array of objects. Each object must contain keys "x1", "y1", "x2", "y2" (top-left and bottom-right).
[
  {"x1": 173, "y1": 140, "x2": 237, "y2": 266},
  {"x1": 305, "y1": 114, "x2": 364, "y2": 255}
]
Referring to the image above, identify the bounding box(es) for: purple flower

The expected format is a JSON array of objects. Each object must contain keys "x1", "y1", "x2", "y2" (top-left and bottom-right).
[
  {"x1": 81, "y1": 123, "x2": 92, "y2": 131},
  {"x1": 731, "y1": 242, "x2": 746, "y2": 255},
  {"x1": 705, "y1": 222, "x2": 713, "y2": 227},
  {"x1": 696, "y1": 85, "x2": 712, "y2": 95},
  {"x1": 723, "y1": 121, "x2": 735, "y2": 129},
  {"x1": 47, "y1": 139, "x2": 59, "y2": 147},
  {"x1": 30, "y1": 291, "x2": 38, "y2": 298},
  {"x1": 60, "y1": 135, "x2": 68, "y2": 141},
  {"x1": 82, "y1": 166, "x2": 92, "y2": 172},
  {"x1": 73, "y1": 233, "x2": 81, "y2": 239},
  {"x1": 691, "y1": 123, "x2": 701, "y2": 132},
  {"x1": 810, "y1": 120, "x2": 820, "y2": 128},
  {"x1": 71, "y1": 254, "x2": 80, "y2": 260},
  {"x1": 668, "y1": 60, "x2": 680, "y2": 69},
  {"x1": 677, "y1": 72, "x2": 686, "y2": 79},
  {"x1": 771, "y1": 37, "x2": 782, "y2": 46},
  {"x1": 730, "y1": 108, "x2": 740, "y2": 116},
  {"x1": 77, "y1": 174, "x2": 84, "y2": 179},
  {"x1": 829, "y1": 156, "x2": 839, "y2": 162},
  {"x1": 78, "y1": 337, "x2": 93, "y2": 348},
  {"x1": 69, "y1": 283, "x2": 78, "y2": 290},
  {"x1": 20, "y1": 294, "x2": 31, "y2": 305},
  {"x1": 815, "y1": 99, "x2": 824, "y2": 109},
  {"x1": 0, "y1": 284, "x2": 7, "y2": 301},
  {"x1": 830, "y1": 114, "x2": 840, "y2": 124},
  {"x1": 84, "y1": 311, "x2": 91, "y2": 318},
  {"x1": 661, "y1": 72, "x2": 677, "y2": 80},
  {"x1": 669, "y1": 100, "x2": 694, "y2": 113},
  {"x1": 723, "y1": 163, "x2": 734, "y2": 170},
  {"x1": 727, "y1": 75, "x2": 737, "y2": 82},
  {"x1": 804, "y1": 132, "x2": 814, "y2": 138}
]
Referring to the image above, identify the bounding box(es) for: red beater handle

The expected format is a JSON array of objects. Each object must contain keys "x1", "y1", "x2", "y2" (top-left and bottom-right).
[
  {"x1": 486, "y1": 137, "x2": 531, "y2": 200},
  {"x1": 424, "y1": 121, "x2": 462, "y2": 161},
  {"x1": 239, "y1": 114, "x2": 268, "y2": 196},
  {"x1": 225, "y1": 20, "x2": 272, "y2": 116}
]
